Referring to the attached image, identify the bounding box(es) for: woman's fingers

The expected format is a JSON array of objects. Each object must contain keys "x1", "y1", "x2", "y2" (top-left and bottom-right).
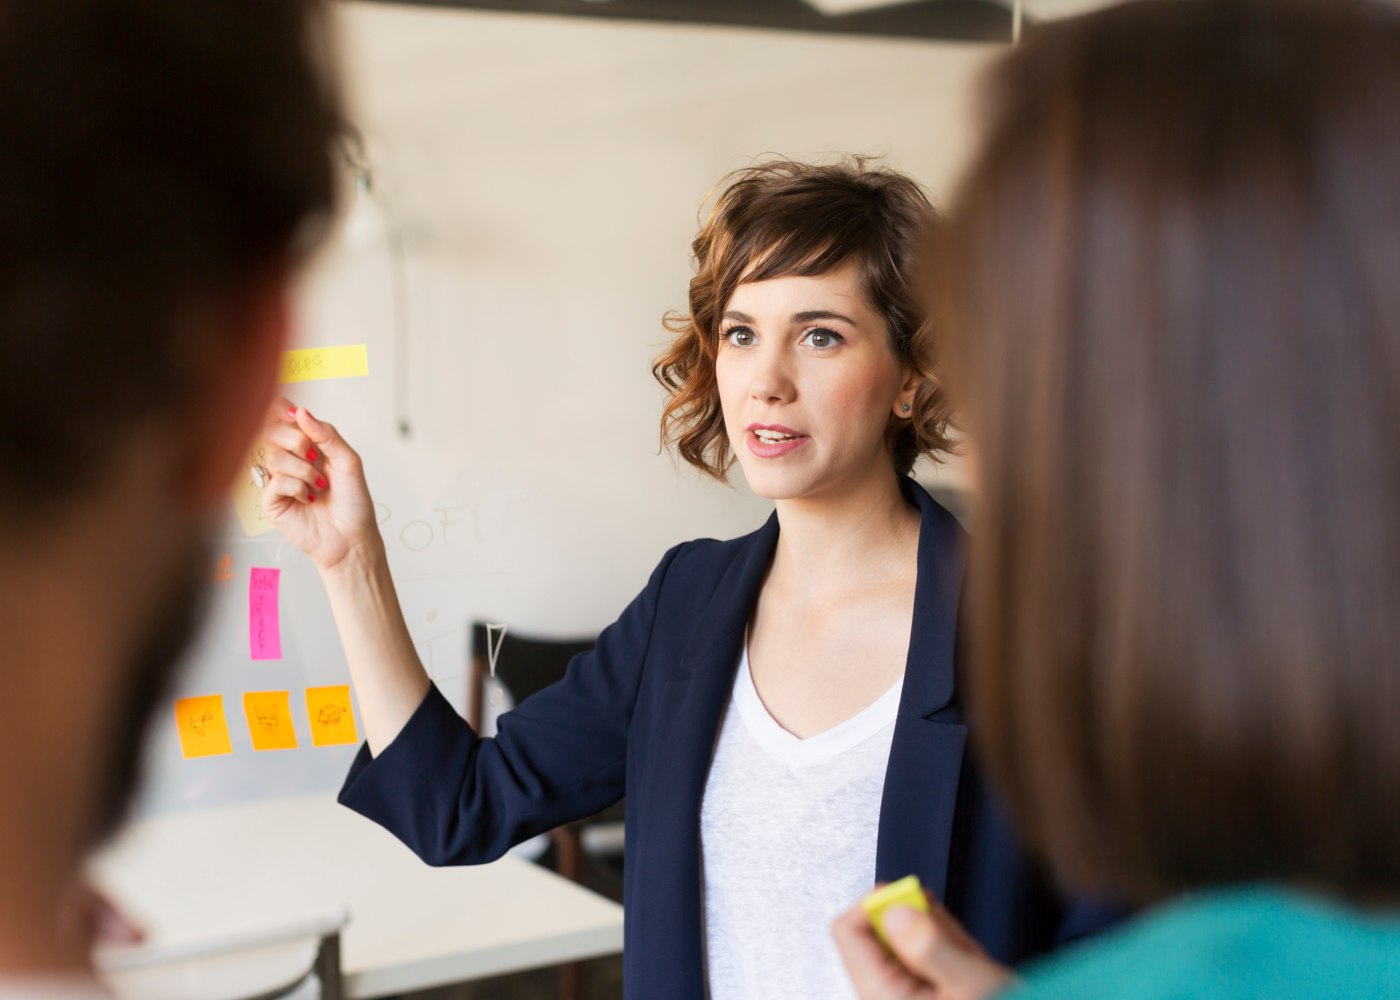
[
  {"x1": 263, "y1": 419, "x2": 315, "y2": 463},
  {"x1": 265, "y1": 445, "x2": 324, "y2": 495},
  {"x1": 833, "y1": 898, "x2": 1013, "y2": 1000},
  {"x1": 260, "y1": 416, "x2": 329, "y2": 493},
  {"x1": 266, "y1": 471, "x2": 317, "y2": 505},
  {"x1": 882, "y1": 904, "x2": 1014, "y2": 1000},
  {"x1": 293, "y1": 406, "x2": 361, "y2": 475},
  {"x1": 269, "y1": 400, "x2": 362, "y2": 481},
  {"x1": 832, "y1": 903, "x2": 931, "y2": 1000}
]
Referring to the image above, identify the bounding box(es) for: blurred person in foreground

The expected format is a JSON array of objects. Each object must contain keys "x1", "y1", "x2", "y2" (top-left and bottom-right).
[
  {"x1": 834, "y1": 0, "x2": 1400, "y2": 997},
  {"x1": 0, "y1": 1, "x2": 337, "y2": 994}
]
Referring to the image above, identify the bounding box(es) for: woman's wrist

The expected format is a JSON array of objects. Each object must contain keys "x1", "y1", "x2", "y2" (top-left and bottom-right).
[{"x1": 317, "y1": 534, "x2": 389, "y2": 587}]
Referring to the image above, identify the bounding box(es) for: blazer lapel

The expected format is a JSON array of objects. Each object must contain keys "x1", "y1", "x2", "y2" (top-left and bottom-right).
[
  {"x1": 876, "y1": 480, "x2": 970, "y2": 899},
  {"x1": 646, "y1": 512, "x2": 779, "y2": 996}
]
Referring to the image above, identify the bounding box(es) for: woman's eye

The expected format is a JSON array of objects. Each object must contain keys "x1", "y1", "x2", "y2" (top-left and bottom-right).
[
  {"x1": 723, "y1": 326, "x2": 756, "y2": 347},
  {"x1": 800, "y1": 327, "x2": 844, "y2": 350}
]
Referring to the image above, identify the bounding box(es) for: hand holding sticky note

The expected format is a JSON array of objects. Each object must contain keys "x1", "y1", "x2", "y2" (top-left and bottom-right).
[
  {"x1": 232, "y1": 445, "x2": 277, "y2": 537},
  {"x1": 854, "y1": 874, "x2": 1018, "y2": 997},
  {"x1": 861, "y1": 875, "x2": 930, "y2": 951}
]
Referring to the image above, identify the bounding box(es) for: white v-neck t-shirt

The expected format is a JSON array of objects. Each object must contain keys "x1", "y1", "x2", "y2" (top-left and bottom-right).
[{"x1": 700, "y1": 646, "x2": 904, "y2": 1000}]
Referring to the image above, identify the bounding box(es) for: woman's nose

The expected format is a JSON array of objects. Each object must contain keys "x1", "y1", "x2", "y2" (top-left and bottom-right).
[{"x1": 749, "y1": 346, "x2": 795, "y2": 403}]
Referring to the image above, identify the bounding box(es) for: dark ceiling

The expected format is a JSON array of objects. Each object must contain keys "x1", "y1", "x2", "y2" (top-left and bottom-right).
[{"x1": 360, "y1": 0, "x2": 1021, "y2": 44}]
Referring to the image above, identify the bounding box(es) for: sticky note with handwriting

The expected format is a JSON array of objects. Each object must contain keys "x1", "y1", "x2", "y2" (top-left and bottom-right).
[
  {"x1": 279, "y1": 344, "x2": 369, "y2": 384},
  {"x1": 249, "y1": 567, "x2": 282, "y2": 660},
  {"x1": 243, "y1": 691, "x2": 298, "y2": 751},
  {"x1": 175, "y1": 695, "x2": 233, "y2": 759},
  {"x1": 305, "y1": 686, "x2": 359, "y2": 747},
  {"x1": 232, "y1": 445, "x2": 277, "y2": 537}
]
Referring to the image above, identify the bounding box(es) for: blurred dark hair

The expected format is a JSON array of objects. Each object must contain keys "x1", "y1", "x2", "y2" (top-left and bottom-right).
[
  {"x1": 0, "y1": 0, "x2": 339, "y2": 526},
  {"x1": 933, "y1": 0, "x2": 1400, "y2": 904},
  {"x1": 655, "y1": 157, "x2": 955, "y2": 480}
]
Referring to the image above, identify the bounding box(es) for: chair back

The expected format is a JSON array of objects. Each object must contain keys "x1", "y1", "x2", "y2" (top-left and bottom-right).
[{"x1": 467, "y1": 622, "x2": 595, "y2": 730}]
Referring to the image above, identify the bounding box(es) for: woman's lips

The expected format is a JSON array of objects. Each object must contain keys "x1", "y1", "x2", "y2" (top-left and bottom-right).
[{"x1": 745, "y1": 425, "x2": 809, "y2": 458}]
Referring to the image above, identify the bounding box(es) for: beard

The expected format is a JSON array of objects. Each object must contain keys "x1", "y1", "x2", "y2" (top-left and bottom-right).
[{"x1": 88, "y1": 529, "x2": 214, "y2": 847}]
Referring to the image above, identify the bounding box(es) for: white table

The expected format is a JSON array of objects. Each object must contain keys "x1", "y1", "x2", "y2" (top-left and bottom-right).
[{"x1": 89, "y1": 794, "x2": 625, "y2": 998}]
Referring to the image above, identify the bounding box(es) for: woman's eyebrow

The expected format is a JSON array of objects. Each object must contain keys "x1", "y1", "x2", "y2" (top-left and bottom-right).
[
  {"x1": 792, "y1": 310, "x2": 857, "y2": 325},
  {"x1": 722, "y1": 309, "x2": 859, "y2": 325}
]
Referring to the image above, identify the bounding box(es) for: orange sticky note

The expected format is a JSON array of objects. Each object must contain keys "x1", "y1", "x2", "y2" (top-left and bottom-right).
[
  {"x1": 212, "y1": 553, "x2": 236, "y2": 587},
  {"x1": 175, "y1": 695, "x2": 233, "y2": 759},
  {"x1": 305, "y1": 686, "x2": 359, "y2": 747},
  {"x1": 243, "y1": 691, "x2": 298, "y2": 751}
]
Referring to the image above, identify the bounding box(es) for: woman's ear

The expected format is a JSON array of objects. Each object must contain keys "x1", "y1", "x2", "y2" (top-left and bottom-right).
[{"x1": 893, "y1": 368, "x2": 924, "y2": 419}]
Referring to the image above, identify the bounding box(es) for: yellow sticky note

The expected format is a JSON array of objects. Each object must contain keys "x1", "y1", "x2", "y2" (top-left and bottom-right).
[
  {"x1": 175, "y1": 695, "x2": 233, "y2": 759},
  {"x1": 243, "y1": 691, "x2": 298, "y2": 751},
  {"x1": 861, "y1": 875, "x2": 930, "y2": 950},
  {"x1": 279, "y1": 344, "x2": 369, "y2": 384},
  {"x1": 232, "y1": 444, "x2": 276, "y2": 537},
  {"x1": 305, "y1": 686, "x2": 359, "y2": 747}
]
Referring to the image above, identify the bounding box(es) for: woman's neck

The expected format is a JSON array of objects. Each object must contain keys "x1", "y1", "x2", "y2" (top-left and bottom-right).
[{"x1": 769, "y1": 468, "x2": 921, "y2": 593}]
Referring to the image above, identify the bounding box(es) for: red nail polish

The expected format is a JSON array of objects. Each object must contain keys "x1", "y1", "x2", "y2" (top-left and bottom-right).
[
  {"x1": 315, "y1": 477, "x2": 328, "y2": 491},
  {"x1": 307, "y1": 492, "x2": 316, "y2": 503},
  {"x1": 287, "y1": 407, "x2": 297, "y2": 419},
  {"x1": 307, "y1": 449, "x2": 318, "y2": 462}
]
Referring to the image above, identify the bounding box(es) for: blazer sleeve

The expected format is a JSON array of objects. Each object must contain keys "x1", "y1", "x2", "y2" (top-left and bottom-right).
[{"x1": 337, "y1": 542, "x2": 684, "y2": 866}]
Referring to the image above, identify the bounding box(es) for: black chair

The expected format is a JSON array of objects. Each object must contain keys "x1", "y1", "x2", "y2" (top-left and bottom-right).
[{"x1": 467, "y1": 623, "x2": 625, "y2": 1000}]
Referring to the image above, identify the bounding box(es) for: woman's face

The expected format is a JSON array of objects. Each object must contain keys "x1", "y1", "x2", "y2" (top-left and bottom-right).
[{"x1": 715, "y1": 259, "x2": 914, "y2": 503}]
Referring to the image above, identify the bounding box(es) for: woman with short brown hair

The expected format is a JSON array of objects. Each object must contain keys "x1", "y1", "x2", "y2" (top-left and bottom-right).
[
  {"x1": 655, "y1": 158, "x2": 954, "y2": 479},
  {"x1": 836, "y1": 1, "x2": 1400, "y2": 997},
  {"x1": 259, "y1": 158, "x2": 1114, "y2": 999}
]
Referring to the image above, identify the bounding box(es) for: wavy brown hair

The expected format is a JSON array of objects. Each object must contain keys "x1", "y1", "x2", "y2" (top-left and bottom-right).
[
  {"x1": 654, "y1": 158, "x2": 954, "y2": 480},
  {"x1": 936, "y1": 0, "x2": 1400, "y2": 904}
]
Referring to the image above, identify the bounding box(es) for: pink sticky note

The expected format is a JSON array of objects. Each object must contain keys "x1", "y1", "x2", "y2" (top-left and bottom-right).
[{"x1": 249, "y1": 567, "x2": 282, "y2": 660}]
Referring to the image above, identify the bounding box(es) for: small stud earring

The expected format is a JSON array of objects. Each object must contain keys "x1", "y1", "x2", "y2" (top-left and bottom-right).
[{"x1": 900, "y1": 403, "x2": 911, "y2": 414}]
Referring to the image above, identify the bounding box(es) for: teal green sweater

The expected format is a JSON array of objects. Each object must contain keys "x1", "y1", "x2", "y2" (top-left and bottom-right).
[{"x1": 1003, "y1": 885, "x2": 1400, "y2": 999}]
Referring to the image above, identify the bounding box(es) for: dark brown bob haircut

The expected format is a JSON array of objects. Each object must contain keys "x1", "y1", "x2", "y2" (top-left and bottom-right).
[
  {"x1": 933, "y1": 0, "x2": 1400, "y2": 905},
  {"x1": 654, "y1": 158, "x2": 954, "y2": 480}
]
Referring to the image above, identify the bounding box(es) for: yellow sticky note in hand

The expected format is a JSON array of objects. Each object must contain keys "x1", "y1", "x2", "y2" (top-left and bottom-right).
[
  {"x1": 243, "y1": 691, "x2": 298, "y2": 751},
  {"x1": 861, "y1": 875, "x2": 930, "y2": 950},
  {"x1": 232, "y1": 444, "x2": 276, "y2": 538},
  {"x1": 305, "y1": 686, "x2": 359, "y2": 747},
  {"x1": 175, "y1": 695, "x2": 233, "y2": 759}
]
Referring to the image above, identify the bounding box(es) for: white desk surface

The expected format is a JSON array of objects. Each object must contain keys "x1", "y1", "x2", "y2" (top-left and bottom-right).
[{"x1": 88, "y1": 794, "x2": 625, "y2": 998}]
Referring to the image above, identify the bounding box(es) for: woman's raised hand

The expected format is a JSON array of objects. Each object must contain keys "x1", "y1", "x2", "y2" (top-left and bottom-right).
[
  {"x1": 832, "y1": 894, "x2": 1016, "y2": 1000},
  {"x1": 256, "y1": 398, "x2": 379, "y2": 572}
]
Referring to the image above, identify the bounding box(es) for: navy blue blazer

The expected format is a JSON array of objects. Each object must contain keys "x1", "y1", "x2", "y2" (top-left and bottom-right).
[{"x1": 340, "y1": 478, "x2": 1119, "y2": 997}]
